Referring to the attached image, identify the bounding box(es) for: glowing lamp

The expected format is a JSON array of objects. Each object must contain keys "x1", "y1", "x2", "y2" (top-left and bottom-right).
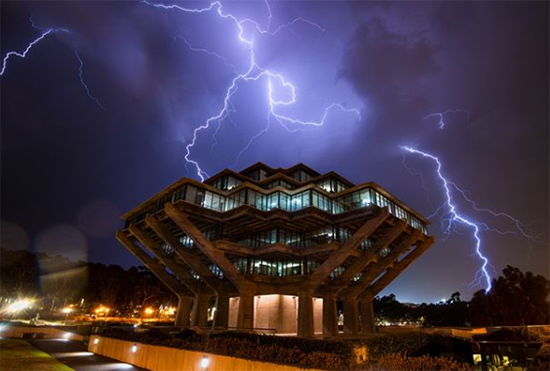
[{"x1": 200, "y1": 356, "x2": 210, "y2": 369}]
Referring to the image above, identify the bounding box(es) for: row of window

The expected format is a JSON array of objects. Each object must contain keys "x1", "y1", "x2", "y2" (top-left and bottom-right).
[
  {"x1": 237, "y1": 227, "x2": 356, "y2": 249},
  {"x1": 211, "y1": 174, "x2": 349, "y2": 193},
  {"x1": 211, "y1": 176, "x2": 242, "y2": 191},
  {"x1": 233, "y1": 257, "x2": 321, "y2": 277},
  {"x1": 126, "y1": 184, "x2": 427, "y2": 234},
  {"x1": 317, "y1": 178, "x2": 349, "y2": 193}
]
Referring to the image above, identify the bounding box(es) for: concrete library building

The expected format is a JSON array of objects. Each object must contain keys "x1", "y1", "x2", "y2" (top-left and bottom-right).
[{"x1": 117, "y1": 163, "x2": 433, "y2": 338}]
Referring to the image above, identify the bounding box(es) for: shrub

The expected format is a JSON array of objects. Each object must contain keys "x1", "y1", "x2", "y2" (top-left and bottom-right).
[
  {"x1": 357, "y1": 333, "x2": 430, "y2": 359},
  {"x1": 366, "y1": 354, "x2": 476, "y2": 371},
  {"x1": 206, "y1": 332, "x2": 354, "y2": 370},
  {"x1": 98, "y1": 329, "x2": 454, "y2": 370},
  {"x1": 473, "y1": 328, "x2": 546, "y2": 342}
]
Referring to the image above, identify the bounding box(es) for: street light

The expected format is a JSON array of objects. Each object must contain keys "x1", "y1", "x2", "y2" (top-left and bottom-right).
[
  {"x1": 94, "y1": 305, "x2": 111, "y2": 318},
  {"x1": 6, "y1": 299, "x2": 33, "y2": 313}
]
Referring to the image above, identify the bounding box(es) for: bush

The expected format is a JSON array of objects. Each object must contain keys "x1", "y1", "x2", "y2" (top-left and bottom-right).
[
  {"x1": 473, "y1": 328, "x2": 546, "y2": 342},
  {"x1": 98, "y1": 329, "x2": 449, "y2": 370},
  {"x1": 206, "y1": 332, "x2": 354, "y2": 370},
  {"x1": 358, "y1": 333, "x2": 429, "y2": 359},
  {"x1": 366, "y1": 354, "x2": 475, "y2": 371}
]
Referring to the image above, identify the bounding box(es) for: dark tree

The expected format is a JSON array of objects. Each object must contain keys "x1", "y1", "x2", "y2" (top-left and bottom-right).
[
  {"x1": 0, "y1": 248, "x2": 38, "y2": 298},
  {"x1": 419, "y1": 292, "x2": 471, "y2": 327},
  {"x1": 374, "y1": 294, "x2": 419, "y2": 325},
  {"x1": 470, "y1": 266, "x2": 550, "y2": 326}
]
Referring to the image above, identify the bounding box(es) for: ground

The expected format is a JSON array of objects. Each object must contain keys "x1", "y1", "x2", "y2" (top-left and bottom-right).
[{"x1": 0, "y1": 338, "x2": 75, "y2": 371}]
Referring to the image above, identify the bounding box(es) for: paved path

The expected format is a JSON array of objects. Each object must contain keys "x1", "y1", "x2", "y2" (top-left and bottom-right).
[{"x1": 29, "y1": 339, "x2": 147, "y2": 371}]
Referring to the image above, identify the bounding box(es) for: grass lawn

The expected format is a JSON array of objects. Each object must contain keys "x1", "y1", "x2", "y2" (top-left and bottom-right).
[{"x1": 0, "y1": 339, "x2": 75, "y2": 371}]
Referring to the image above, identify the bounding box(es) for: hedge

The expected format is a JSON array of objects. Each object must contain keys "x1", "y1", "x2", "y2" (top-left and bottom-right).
[
  {"x1": 99, "y1": 328, "x2": 444, "y2": 370},
  {"x1": 365, "y1": 354, "x2": 476, "y2": 371}
]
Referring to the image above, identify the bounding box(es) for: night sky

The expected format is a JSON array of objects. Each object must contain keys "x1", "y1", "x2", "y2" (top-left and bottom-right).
[{"x1": 2, "y1": 1, "x2": 548, "y2": 303}]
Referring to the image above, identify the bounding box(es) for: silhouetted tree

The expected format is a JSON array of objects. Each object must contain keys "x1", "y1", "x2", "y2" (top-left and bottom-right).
[
  {"x1": 0, "y1": 249, "x2": 176, "y2": 316},
  {"x1": 419, "y1": 292, "x2": 470, "y2": 327},
  {"x1": 470, "y1": 266, "x2": 550, "y2": 326}
]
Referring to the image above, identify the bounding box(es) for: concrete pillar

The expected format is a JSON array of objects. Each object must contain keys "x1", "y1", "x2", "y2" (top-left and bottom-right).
[
  {"x1": 214, "y1": 294, "x2": 230, "y2": 328},
  {"x1": 322, "y1": 295, "x2": 338, "y2": 337},
  {"x1": 360, "y1": 297, "x2": 375, "y2": 333},
  {"x1": 297, "y1": 293, "x2": 314, "y2": 338},
  {"x1": 343, "y1": 297, "x2": 359, "y2": 335},
  {"x1": 175, "y1": 296, "x2": 193, "y2": 327},
  {"x1": 191, "y1": 293, "x2": 210, "y2": 328},
  {"x1": 237, "y1": 291, "x2": 255, "y2": 330}
]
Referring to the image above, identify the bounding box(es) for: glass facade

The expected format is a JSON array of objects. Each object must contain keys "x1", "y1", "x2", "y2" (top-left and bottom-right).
[
  {"x1": 233, "y1": 257, "x2": 321, "y2": 277},
  {"x1": 126, "y1": 182, "x2": 428, "y2": 234},
  {"x1": 316, "y1": 178, "x2": 349, "y2": 193},
  {"x1": 211, "y1": 176, "x2": 241, "y2": 190},
  {"x1": 292, "y1": 170, "x2": 313, "y2": 183},
  {"x1": 264, "y1": 179, "x2": 295, "y2": 190},
  {"x1": 237, "y1": 226, "x2": 358, "y2": 249}
]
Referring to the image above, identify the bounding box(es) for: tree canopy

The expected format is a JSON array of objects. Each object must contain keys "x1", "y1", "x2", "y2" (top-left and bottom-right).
[{"x1": 470, "y1": 265, "x2": 550, "y2": 326}]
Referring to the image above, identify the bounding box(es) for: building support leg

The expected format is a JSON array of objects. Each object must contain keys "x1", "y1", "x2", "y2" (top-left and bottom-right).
[
  {"x1": 322, "y1": 295, "x2": 338, "y2": 337},
  {"x1": 175, "y1": 296, "x2": 193, "y2": 327},
  {"x1": 191, "y1": 293, "x2": 210, "y2": 328},
  {"x1": 237, "y1": 290, "x2": 255, "y2": 330},
  {"x1": 297, "y1": 293, "x2": 314, "y2": 338},
  {"x1": 343, "y1": 297, "x2": 359, "y2": 335},
  {"x1": 214, "y1": 294, "x2": 230, "y2": 329},
  {"x1": 360, "y1": 297, "x2": 375, "y2": 333}
]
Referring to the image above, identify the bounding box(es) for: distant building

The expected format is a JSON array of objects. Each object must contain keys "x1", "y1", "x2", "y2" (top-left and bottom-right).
[{"x1": 117, "y1": 163, "x2": 433, "y2": 337}]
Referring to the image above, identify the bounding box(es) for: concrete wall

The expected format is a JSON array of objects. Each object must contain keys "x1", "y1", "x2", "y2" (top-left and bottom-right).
[
  {"x1": 228, "y1": 297, "x2": 239, "y2": 328},
  {"x1": 89, "y1": 335, "x2": 324, "y2": 371},
  {"x1": 228, "y1": 295, "x2": 323, "y2": 335},
  {"x1": 0, "y1": 325, "x2": 84, "y2": 341},
  {"x1": 313, "y1": 298, "x2": 323, "y2": 334}
]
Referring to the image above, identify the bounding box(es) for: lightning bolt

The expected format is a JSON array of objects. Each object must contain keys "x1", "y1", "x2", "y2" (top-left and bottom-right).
[
  {"x1": 402, "y1": 145, "x2": 544, "y2": 292},
  {"x1": 3, "y1": 19, "x2": 106, "y2": 110},
  {"x1": 1, "y1": 28, "x2": 59, "y2": 76},
  {"x1": 74, "y1": 51, "x2": 107, "y2": 111},
  {"x1": 144, "y1": 0, "x2": 361, "y2": 180},
  {"x1": 424, "y1": 109, "x2": 470, "y2": 129},
  {"x1": 402, "y1": 146, "x2": 493, "y2": 292}
]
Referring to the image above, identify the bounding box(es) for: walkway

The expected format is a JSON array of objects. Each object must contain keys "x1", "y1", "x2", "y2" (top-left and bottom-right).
[{"x1": 29, "y1": 339, "x2": 147, "y2": 371}]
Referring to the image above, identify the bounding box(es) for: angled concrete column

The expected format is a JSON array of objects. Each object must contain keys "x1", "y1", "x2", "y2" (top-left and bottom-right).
[
  {"x1": 322, "y1": 295, "x2": 338, "y2": 337},
  {"x1": 360, "y1": 297, "x2": 375, "y2": 333},
  {"x1": 306, "y1": 208, "x2": 389, "y2": 288},
  {"x1": 214, "y1": 294, "x2": 230, "y2": 328},
  {"x1": 165, "y1": 204, "x2": 251, "y2": 292},
  {"x1": 191, "y1": 293, "x2": 210, "y2": 328},
  {"x1": 115, "y1": 231, "x2": 190, "y2": 296},
  {"x1": 340, "y1": 230, "x2": 422, "y2": 299},
  {"x1": 237, "y1": 290, "x2": 255, "y2": 330},
  {"x1": 297, "y1": 293, "x2": 314, "y2": 338},
  {"x1": 146, "y1": 215, "x2": 230, "y2": 294},
  {"x1": 343, "y1": 297, "x2": 359, "y2": 335},
  {"x1": 175, "y1": 296, "x2": 193, "y2": 327},
  {"x1": 327, "y1": 220, "x2": 407, "y2": 296},
  {"x1": 129, "y1": 224, "x2": 210, "y2": 296},
  {"x1": 361, "y1": 236, "x2": 435, "y2": 299}
]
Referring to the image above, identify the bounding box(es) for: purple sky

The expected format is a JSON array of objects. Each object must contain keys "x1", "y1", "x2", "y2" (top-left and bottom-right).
[{"x1": 2, "y1": 1, "x2": 548, "y2": 303}]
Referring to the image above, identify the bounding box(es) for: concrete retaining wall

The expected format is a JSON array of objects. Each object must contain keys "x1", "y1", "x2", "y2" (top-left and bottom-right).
[
  {"x1": 0, "y1": 325, "x2": 84, "y2": 341},
  {"x1": 88, "y1": 335, "x2": 324, "y2": 371}
]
